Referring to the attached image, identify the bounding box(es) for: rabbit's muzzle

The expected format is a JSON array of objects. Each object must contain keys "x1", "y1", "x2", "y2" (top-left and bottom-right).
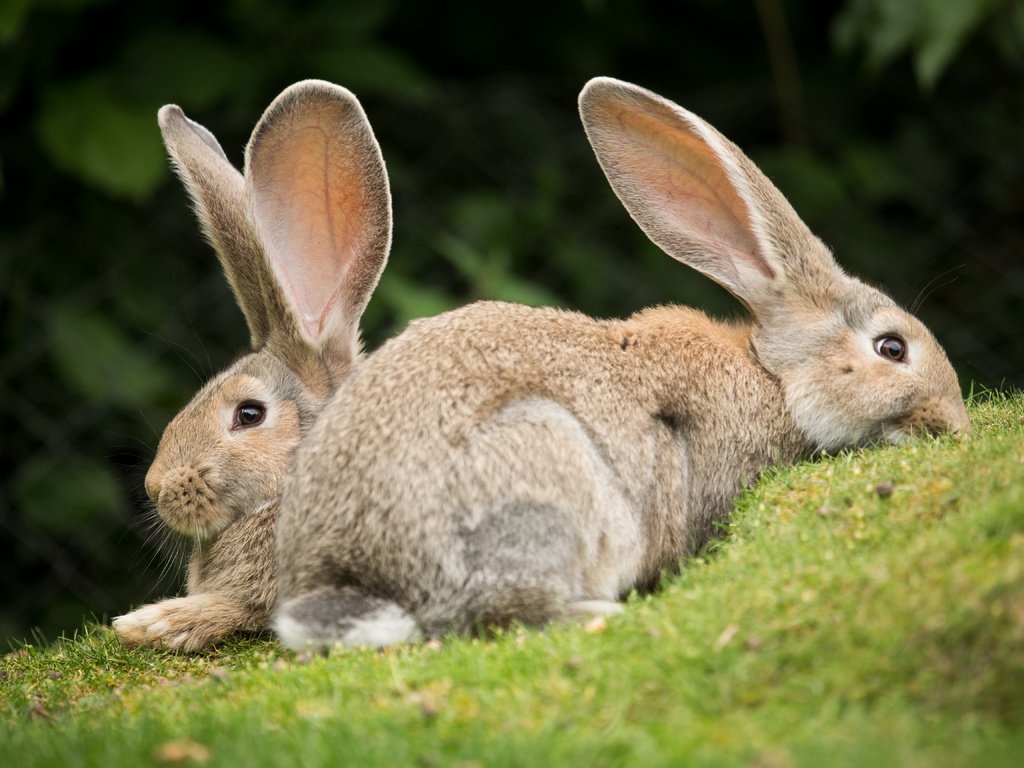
[
  {"x1": 151, "y1": 465, "x2": 228, "y2": 538},
  {"x1": 897, "y1": 395, "x2": 970, "y2": 439}
]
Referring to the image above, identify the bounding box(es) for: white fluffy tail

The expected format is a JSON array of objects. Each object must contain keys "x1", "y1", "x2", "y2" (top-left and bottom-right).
[{"x1": 274, "y1": 587, "x2": 421, "y2": 651}]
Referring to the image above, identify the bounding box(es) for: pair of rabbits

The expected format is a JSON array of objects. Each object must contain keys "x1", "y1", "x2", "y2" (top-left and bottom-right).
[{"x1": 113, "y1": 78, "x2": 968, "y2": 652}]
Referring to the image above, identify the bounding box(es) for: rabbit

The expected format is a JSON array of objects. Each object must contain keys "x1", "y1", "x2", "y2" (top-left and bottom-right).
[
  {"x1": 111, "y1": 79, "x2": 392, "y2": 652},
  {"x1": 270, "y1": 77, "x2": 969, "y2": 652}
]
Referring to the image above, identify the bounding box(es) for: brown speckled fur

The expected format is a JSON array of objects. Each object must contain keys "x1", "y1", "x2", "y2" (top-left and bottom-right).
[
  {"x1": 277, "y1": 301, "x2": 808, "y2": 639},
  {"x1": 273, "y1": 78, "x2": 968, "y2": 649},
  {"x1": 112, "y1": 80, "x2": 391, "y2": 651}
]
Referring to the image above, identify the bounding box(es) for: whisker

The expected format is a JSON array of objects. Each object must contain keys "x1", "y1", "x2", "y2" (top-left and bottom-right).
[
  {"x1": 108, "y1": 431, "x2": 157, "y2": 454},
  {"x1": 182, "y1": 299, "x2": 215, "y2": 375},
  {"x1": 153, "y1": 533, "x2": 189, "y2": 596},
  {"x1": 135, "y1": 405, "x2": 165, "y2": 442},
  {"x1": 912, "y1": 275, "x2": 960, "y2": 315},
  {"x1": 174, "y1": 347, "x2": 207, "y2": 386},
  {"x1": 141, "y1": 327, "x2": 208, "y2": 385},
  {"x1": 910, "y1": 263, "x2": 964, "y2": 313},
  {"x1": 128, "y1": 501, "x2": 192, "y2": 598}
]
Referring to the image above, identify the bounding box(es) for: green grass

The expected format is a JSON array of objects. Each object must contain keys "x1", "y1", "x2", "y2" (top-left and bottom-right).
[{"x1": 3, "y1": 394, "x2": 1023, "y2": 767}]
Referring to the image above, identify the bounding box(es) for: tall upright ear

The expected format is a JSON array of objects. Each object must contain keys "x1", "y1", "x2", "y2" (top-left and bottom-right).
[
  {"x1": 159, "y1": 105, "x2": 280, "y2": 347},
  {"x1": 245, "y1": 80, "x2": 392, "y2": 382},
  {"x1": 578, "y1": 77, "x2": 839, "y2": 313}
]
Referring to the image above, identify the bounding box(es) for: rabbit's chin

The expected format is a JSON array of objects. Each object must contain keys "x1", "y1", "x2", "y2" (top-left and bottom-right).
[
  {"x1": 795, "y1": 406, "x2": 964, "y2": 454},
  {"x1": 158, "y1": 507, "x2": 238, "y2": 542},
  {"x1": 784, "y1": 387, "x2": 902, "y2": 453}
]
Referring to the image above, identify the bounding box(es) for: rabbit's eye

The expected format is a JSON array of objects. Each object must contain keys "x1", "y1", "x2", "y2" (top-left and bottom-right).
[
  {"x1": 873, "y1": 335, "x2": 907, "y2": 363},
  {"x1": 233, "y1": 401, "x2": 266, "y2": 430}
]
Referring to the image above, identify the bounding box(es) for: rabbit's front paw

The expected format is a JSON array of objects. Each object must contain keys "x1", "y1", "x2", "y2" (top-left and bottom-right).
[{"x1": 113, "y1": 594, "x2": 236, "y2": 652}]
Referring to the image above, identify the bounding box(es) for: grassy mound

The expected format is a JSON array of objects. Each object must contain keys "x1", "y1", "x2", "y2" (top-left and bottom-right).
[{"x1": 3, "y1": 394, "x2": 1022, "y2": 767}]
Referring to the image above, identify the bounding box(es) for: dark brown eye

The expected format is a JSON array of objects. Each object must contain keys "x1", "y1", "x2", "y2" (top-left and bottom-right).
[
  {"x1": 874, "y1": 335, "x2": 907, "y2": 362},
  {"x1": 233, "y1": 401, "x2": 266, "y2": 430}
]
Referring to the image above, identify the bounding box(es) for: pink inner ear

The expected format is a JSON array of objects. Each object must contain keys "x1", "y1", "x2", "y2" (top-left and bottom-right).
[
  {"x1": 599, "y1": 101, "x2": 773, "y2": 281},
  {"x1": 251, "y1": 119, "x2": 369, "y2": 339}
]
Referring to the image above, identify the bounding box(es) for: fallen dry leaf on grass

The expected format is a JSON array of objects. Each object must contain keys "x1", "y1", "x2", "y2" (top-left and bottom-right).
[
  {"x1": 714, "y1": 623, "x2": 739, "y2": 651},
  {"x1": 153, "y1": 739, "x2": 211, "y2": 764}
]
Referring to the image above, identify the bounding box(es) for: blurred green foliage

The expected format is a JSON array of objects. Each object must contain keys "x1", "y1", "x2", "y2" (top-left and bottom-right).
[
  {"x1": 2, "y1": 0, "x2": 1022, "y2": 645},
  {"x1": 834, "y1": 0, "x2": 1010, "y2": 87}
]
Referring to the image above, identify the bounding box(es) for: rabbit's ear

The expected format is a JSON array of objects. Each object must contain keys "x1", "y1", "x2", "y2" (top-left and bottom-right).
[
  {"x1": 579, "y1": 77, "x2": 840, "y2": 314},
  {"x1": 245, "y1": 80, "x2": 391, "y2": 381},
  {"x1": 159, "y1": 105, "x2": 281, "y2": 347}
]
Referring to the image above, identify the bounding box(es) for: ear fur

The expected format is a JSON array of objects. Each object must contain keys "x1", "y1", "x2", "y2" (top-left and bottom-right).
[
  {"x1": 245, "y1": 80, "x2": 392, "y2": 382},
  {"x1": 578, "y1": 77, "x2": 841, "y2": 315},
  {"x1": 158, "y1": 105, "x2": 281, "y2": 347},
  {"x1": 159, "y1": 81, "x2": 391, "y2": 385}
]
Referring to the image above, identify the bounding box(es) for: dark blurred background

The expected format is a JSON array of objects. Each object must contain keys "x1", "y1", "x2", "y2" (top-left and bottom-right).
[{"x1": 2, "y1": 0, "x2": 1022, "y2": 646}]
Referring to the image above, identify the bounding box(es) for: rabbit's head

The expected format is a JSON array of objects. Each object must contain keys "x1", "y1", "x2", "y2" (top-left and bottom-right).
[
  {"x1": 580, "y1": 77, "x2": 968, "y2": 451},
  {"x1": 146, "y1": 81, "x2": 391, "y2": 539}
]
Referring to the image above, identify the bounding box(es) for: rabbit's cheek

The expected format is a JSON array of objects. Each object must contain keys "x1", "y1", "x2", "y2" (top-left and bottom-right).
[{"x1": 216, "y1": 401, "x2": 301, "y2": 522}]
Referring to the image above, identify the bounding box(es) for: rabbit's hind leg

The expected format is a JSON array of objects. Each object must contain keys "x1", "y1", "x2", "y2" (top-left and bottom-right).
[{"x1": 447, "y1": 499, "x2": 583, "y2": 634}]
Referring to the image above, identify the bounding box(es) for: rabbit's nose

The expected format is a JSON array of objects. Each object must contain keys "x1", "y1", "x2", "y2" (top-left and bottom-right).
[{"x1": 144, "y1": 468, "x2": 161, "y2": 503}]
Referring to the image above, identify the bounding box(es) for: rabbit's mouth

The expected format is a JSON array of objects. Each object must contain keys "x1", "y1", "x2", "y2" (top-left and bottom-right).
[
  {"x1": 882, "y1": 398, "x2": 969, "y2": 444},
  {"x1": 154, "y1": 465, "x2": 234, "y2": 540}
]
